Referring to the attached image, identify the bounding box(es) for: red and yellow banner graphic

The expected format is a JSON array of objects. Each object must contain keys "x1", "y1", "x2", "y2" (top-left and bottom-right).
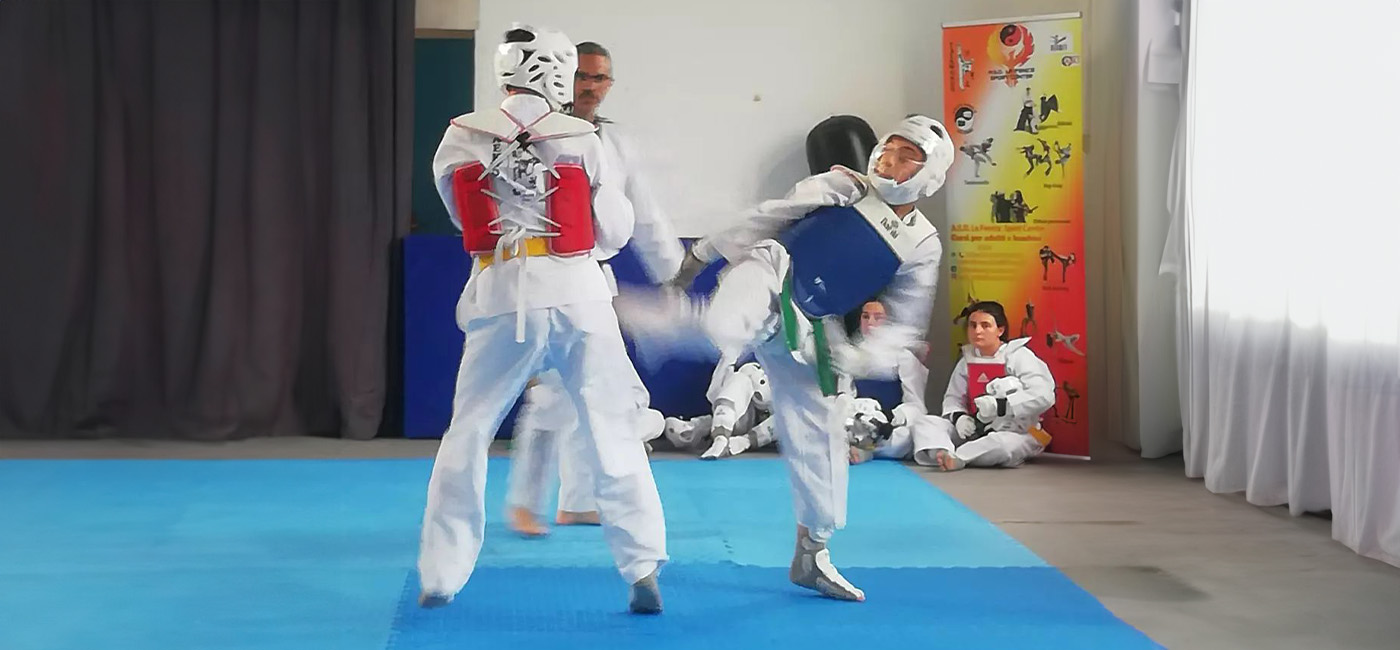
[{"x1": 942, "y1": 14, "x2": 1088, "y2": 457}]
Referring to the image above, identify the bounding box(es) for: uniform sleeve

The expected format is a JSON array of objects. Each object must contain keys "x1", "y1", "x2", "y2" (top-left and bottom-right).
[
  {"x1": 1006, "y1": 348, "x2": 1056, "y2": 420},
  {"x1": 690, "y1": 169, "x2": 866, "y2": 264},
  {"x1": 586, "y1": 135, "x2": 636, "y2": 259},
  {"x1": 431, "y1": 124, "x2": 472, "y2": 231},
  {"x1": 896, "y1": 350, "x2": 930, "y2": 414},
  {"x1": 941, "y1": 357, "x2": 970, "y2": 417},
  {"x1": 613, "y1": 132, "x2": 686, "y2": 282}
]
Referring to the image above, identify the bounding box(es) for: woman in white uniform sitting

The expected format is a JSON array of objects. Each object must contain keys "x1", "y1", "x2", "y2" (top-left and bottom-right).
[
  {"x1": 914, "y1": 301, "x2": 1055, "y2": 471},
  {"x1": 844, "y1": 300, "x2": 933, "y2": 464}
]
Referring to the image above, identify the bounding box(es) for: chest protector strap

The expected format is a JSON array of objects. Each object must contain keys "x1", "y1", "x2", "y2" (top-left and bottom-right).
[{"x1": 448, "y1": 109, "x2": 599, "y2": 258}]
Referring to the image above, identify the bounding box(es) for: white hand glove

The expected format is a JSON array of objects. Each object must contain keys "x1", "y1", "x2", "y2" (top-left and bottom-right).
[
  {"x1": 828, "y1": 342, "x2": 869, "y2": 377},
  {"x1": 985, "y1": 376, "x2": 1025, "y2": 398},
  {"x1": 850, "y1": 398, "x2": 886, "y2": 422},
  {"x1": 974, "y1": 394, "x2": 1003, "y2": 423},
  {"x1": 953, "y1": 413, "x2": 976, "y2": 441},
  {"x1": 844, "y1": 398, "x2": 888, "y2": 449},
  {"x1": 890, "y1": 403, "x2": 921, "y2": 429}
]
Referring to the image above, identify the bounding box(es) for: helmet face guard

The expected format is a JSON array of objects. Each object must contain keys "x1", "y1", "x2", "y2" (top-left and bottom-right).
[
  {"x1": 866, "y1": 115, "x2": 955, "y2": 205},
  {"x1": 495, "y1": 24, "x2": 578, "y2": 110}
]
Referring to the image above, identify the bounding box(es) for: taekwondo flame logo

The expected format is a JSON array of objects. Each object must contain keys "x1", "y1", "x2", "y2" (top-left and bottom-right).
[{"x1": 987, "y1": 24, "x2": 1035, "y2": 86}]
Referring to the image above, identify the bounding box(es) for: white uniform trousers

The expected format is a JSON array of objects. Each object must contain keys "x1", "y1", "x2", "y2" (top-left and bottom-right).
[
  {"x1": 705, "y1": 243, "x2": 848, "y2": 542},
  {"x1": 418, "y1": 303, "x2": 667, "y2": 595},
  {"x1": 912, "y1": 416, "x2": 1044, "y2": 468}
]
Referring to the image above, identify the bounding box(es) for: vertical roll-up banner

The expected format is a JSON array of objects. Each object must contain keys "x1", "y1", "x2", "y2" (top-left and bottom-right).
[{"x1": 943, "y1": 13, "x2": 1088, "y2": 457}]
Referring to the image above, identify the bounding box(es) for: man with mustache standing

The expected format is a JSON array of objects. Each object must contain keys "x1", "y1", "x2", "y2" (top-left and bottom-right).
[{"x1": 503, "y1": 41, "x2": 685, "y2": 537}]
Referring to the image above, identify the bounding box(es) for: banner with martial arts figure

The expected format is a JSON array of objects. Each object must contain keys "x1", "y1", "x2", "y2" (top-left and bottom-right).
[{"x1": 941, "y1": 13, "x2": 1088, "y2": 457}]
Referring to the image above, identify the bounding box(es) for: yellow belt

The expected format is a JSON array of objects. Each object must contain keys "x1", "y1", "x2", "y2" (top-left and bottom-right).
[{"x1": 477, "y1": 238, "x2": 551, "y2": 268}]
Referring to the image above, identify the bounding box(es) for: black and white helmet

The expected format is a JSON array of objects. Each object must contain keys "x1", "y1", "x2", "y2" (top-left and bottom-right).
[{"x1": 494, "y1": 23, "x2": 577, "y2": 110}]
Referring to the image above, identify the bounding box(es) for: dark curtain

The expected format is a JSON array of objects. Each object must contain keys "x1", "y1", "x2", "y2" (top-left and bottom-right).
[{"x1": 0, "y1": 0, "x2": 414, "y2": 440}]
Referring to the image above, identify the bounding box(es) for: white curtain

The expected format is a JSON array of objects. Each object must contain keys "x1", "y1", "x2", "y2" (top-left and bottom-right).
[{"x1": 1161, "y1": 0, "x2": 1400, "y2": 567}]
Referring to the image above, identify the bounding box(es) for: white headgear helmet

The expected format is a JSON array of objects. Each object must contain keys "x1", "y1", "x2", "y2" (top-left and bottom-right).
[
  {"x1": 494, "y1": 24, "x2": 578, "y2": 110},
  {"x1": 735, "y1": 363, "x2": 772, "y2": 410},
  {"x1": 866, "y1": 115, "x2": 956, "y2": 206}
]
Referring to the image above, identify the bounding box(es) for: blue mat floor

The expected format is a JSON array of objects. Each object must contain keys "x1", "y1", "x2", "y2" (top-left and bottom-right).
[{"x1": 0, "y1": 458, "x2": 1159, "y2": 650}]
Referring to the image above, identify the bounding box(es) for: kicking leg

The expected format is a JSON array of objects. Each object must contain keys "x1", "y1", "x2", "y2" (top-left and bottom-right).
[{"x1": 756, "y1": 338, "x2": 863, "y2": 602}]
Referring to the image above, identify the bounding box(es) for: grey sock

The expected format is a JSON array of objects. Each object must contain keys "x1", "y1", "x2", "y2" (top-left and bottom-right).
[{"x1": 629, "y1": 570, "x2": 663, "y2": 614}]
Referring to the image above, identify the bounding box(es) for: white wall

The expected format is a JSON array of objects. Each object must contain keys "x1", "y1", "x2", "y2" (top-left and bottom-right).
[
  {"x1": 474, "y1": 0, "x2": 1135, "y2": 451},
  {"x1": 417, "y1": 0, "x2": 478, "y2": 31},
  {"x1": 476, "y1": 0, "x2": 943, "y2": 238}
]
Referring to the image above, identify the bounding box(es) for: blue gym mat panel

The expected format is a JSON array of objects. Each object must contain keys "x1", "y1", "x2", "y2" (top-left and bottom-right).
[{"x1": 0, "y1": 457, "x2": 1160, "y2": 650}]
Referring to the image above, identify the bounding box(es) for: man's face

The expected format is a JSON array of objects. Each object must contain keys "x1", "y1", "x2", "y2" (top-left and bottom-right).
[
  {"x1": 573, "y1": 54, "x2": 613, "y2": 117},
  {"x1": 872, "y1": 135, "x2": 926, "y2": 184},
  {"x1": 859, "y1": 302, "x2": 887, "y2": 337}
]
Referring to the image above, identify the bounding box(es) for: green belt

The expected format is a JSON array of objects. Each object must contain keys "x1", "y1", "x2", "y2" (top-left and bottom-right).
[{"x1": 779, "y1": 274, "x2": 838, "y2": 397}]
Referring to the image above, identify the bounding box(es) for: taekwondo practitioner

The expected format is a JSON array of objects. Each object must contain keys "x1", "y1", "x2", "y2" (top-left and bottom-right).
[
  {"x1": 913, "y1": 301, "x2": 1055, "y2": 471},
  {"x1": 621, "y1": 114, "x2": 955, "y2": 602},
  {"x1": 503, "y1": 40, "x2": 685, "y2": 537},
  {"x1": 662, "y1": 361, "x2": 778, "y2": 459},
  {"x1": 417, "y1": 24, "x2": 667, "y2": 615},
  {"x1": 845, "y1": 301, "x2": 935, "y2": 464}
]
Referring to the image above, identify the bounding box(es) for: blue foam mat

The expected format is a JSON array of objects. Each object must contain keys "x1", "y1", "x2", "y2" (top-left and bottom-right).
[
  {"x1": 0, "y1": 458, "x2": 1158, "y2": 649},
  {"x1": 390, "y1": 564, "x2": 1159, "y2": 650}
]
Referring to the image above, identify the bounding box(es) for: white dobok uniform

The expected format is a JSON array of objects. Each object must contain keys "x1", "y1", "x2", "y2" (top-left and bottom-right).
[
  {"x1": 418, "y1": 94, "x2": 667, "y2": 597},
  {"x1": 857, "y1": 348, "x2": 935, "y2": 461},
  {"x1": 913, "y1": 337, "x2": 1054, "y2": 468},
  {"x1": 504, "y1": 117, "x2": 684, "y2": 517},
  {"x1": 508, "y1": 372, "x2": 666, "y2": 516},
  {"x1": 689, "y1": 170, "x2": 943, "y2": 542}
]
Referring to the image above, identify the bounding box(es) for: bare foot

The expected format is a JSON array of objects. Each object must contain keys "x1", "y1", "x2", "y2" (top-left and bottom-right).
[
  {"x1": 555, "y1": 510, "x2": 601, "y2": 526},
  {"x1": 935, "y1": 449, "x2": 966, "y2": 472},
  {"x1": 508, "y1": 506, "x2": 549, "y2": 537}
]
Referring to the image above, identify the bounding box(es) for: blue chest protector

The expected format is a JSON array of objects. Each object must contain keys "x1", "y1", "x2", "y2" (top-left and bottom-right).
[
  {"x1": 853, "y1": 378, "x2": 905, "y2": 412},
  {"x1": 777, "y1": 199, "x2": 911, "y2": 319}
]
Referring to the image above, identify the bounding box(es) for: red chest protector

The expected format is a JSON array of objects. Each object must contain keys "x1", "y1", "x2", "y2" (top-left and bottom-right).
[
  {"x1": 451, "y1": 162, "x2": 594, "y2": 257},
  {"x1": 965, "y1": 360, "x2": 1007, "y2": 413},
  {"x1": 446, "y1": 109, "x2": 598, "y2": 257}
]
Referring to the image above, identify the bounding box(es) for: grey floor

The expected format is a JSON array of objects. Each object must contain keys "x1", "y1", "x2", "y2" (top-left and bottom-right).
[{"x1": 6, "y1": 437, "x2": 1400, "y2": 649}]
